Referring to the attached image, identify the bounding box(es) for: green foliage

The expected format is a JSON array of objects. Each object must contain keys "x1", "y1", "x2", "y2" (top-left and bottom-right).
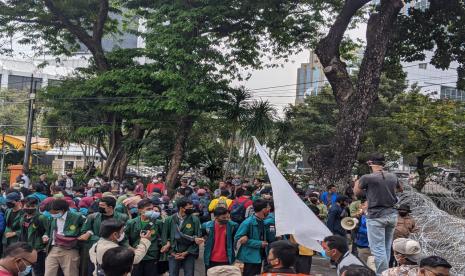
[{"x1": 0, "y1": 90, "x2": 28, "y2": 135}]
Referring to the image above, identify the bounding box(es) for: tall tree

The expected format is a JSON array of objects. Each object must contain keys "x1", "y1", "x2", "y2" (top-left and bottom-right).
[{"x1": 312, "y1": 0, "x2": 465, "y2": 186}]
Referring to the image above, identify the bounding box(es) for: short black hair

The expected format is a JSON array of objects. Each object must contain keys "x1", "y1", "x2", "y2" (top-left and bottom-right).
[
  {"x1": 269, "y1": 240, "x2": 298, "y2": 268},
  {"x1": 100, "y1": 185, "x2": 110, "y2": 193},
  {"x1": 214, "y1": 207, "x2": 228, "y2": 217},
  {"x1": 327, "y1": 184, "x2": 336, "y2": 190},
  {"x1": 220, "y1": 189, "x2": 230, "y2": 197},
  {"x1": 367, "y1": 152, "x2": 385, "y2": 165},
  {"x1": 50, "y1": 199, "x2": 69, "y2": 212},
  {"x1": 33, "y1": 183, "x2": 46, "y2": 194},
  {"x1": 101, "y1": 246, "x2": 135, "y2": 276},
  {"x1": 253, "y1": 199, "x2": 269, "y2": 213},
  {"x1": 176, "y1": 197, "x2": 193, "y2": 209},
  {"x1": 324, "y1": 235, "x2": 349, "y2": 255},
  {"x1": 420, "y1": 256, "x2": 452, "y2": 269},
  {"x1": 125, "y1": 184, "x2": 135, "y2": 192},
  {"x1": 100, "y1": 196, "x2": 116, "y2": 208},
  {"x1": 269, "y1": 201, "x2": 275, "y2": 213},
  {"x1": 99, "y1": 218, "x2": 124, "y2": 239},
  {"x1": 336, "y1": 195, "x2": 349, "y2": 204},
  {"x1": 4, "y1": 242, "x2": 33, "y2": 257},
  {"x1": 340, "y1": 265, "x2": 375, "y2": 276},
  {"x1": 235, "y1": 188, "x2": 244, "y2": 198},
  {"x1": 137, "y1": 198, "x2": 153, "y2": 209},
  {"x1": 23, "y1": 197, "x2": 39, "y2": 207}
]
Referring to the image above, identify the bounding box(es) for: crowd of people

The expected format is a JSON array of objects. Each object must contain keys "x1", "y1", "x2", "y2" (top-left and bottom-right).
[{"x1": 0, "y1": 153, "x2": 454, "y2": 276}]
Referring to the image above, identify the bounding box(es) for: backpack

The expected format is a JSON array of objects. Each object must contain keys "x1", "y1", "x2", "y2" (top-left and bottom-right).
[
  {"x1": 216, "y1": 198, "x2": 228, "y2": 209},
  {"x1": 230, "y1": 199, "x2": 247, "y2": 223}
]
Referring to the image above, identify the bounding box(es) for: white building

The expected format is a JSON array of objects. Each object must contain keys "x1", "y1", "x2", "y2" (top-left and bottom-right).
[
  {"x1": 46, "y1": 144, "x2": 105, "y2": 175},
  {"x1": 402, "y1": 51, "x2": 461, "y2": 101},
  {"x1": 0, "y1": 56, "x2": 89, "y2": 91}
]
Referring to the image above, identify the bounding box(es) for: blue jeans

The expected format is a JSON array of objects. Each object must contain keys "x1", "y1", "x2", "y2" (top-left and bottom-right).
[
  {"x1": 366, "y1": 212, "x2": 397, "y2": 275},
  {"x1": 168, "y1": 254, "x2": 196, "y2": 276}
]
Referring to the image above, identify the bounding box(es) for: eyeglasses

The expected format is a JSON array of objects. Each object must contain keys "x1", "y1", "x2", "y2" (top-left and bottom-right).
[{"x1": 20, "y1": 257, "x2": 35, "y2": 265}]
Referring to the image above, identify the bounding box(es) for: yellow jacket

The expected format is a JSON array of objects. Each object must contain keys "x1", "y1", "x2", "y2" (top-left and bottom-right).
[{"x1": 208, "y1": 196, "x2": 233, "y2": 212}]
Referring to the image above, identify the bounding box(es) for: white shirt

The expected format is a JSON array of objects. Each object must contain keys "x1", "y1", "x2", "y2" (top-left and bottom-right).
[{"x1": 52, "y1": 211, "x2": 68, "y2": 245}]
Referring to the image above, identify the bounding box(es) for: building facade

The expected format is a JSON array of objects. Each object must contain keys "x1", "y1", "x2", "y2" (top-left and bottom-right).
[{"x1": 295, "y1": 51, "x2": 327, "y2": 104}]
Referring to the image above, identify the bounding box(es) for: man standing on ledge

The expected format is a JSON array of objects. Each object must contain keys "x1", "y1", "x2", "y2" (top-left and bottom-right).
[{"x1": 355, "y1": 153, "x2": 403, "y2": 275}]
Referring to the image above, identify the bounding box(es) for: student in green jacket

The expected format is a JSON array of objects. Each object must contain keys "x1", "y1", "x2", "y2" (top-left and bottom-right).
[
  {"x1": 125, "y1": 198, "x2": 162, "y2": 276},
  {"x1": 80, "y1": 196, "x2": 129, "y2": 275},
  {"x1": 161, "y1": 197, "x2": 203, "y2": 276},
  {"x1": 201, "y1": 207, "x2": 238, "y2": 271},
  {"x1": 2, "y1": 192, "x2": 24, "y2": 250},
  {"x1": 19, "y1": 197, "x2": 49, "y2": 276},
  {"x1": 234, "y1": 199, "x2": 271, "y2": 276},
  {"x1": 43, "y1": 198, "x2": 85, "y2": 276}
]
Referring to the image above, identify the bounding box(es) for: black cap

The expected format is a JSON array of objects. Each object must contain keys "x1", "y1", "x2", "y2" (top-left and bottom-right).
[
  {"x1": 6, "y1": 192, "x2": 21, "y2": 202},
  {"x1": 367, "y1": 152, "x2": 385, "y2": 165},
  {"x1": 397, "y1": 204, "x2": 411, "y2": 212},
  {"x1": 420, "y1": 256, "x2": 452, "y2": 269}
]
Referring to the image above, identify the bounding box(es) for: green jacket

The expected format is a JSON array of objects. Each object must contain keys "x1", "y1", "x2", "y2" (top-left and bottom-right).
[
  {"x1": 82, "y1": 211, "x2": 129, "y2": 246},
  {"x1": 201, "y1": 220, "x2": 238, "y2": 266},
  {"x1": 2, "y1": 209, "x2": 24, "y2": 246},
  {"x1": 234, "y1": 215, "x2": 270, "y2": 264},
  {"x1": 47, "y1": 211, "x2": 85, "y2": 250},
  {"x1": 162, "y1": 214, "x2": 201, "y2": 256},
  {"x1": 19, "y1": 213, "x2": 50, "y2": 250},
  {"x1": 125, "y1": 217, "x2": 162, "y2": 261}
]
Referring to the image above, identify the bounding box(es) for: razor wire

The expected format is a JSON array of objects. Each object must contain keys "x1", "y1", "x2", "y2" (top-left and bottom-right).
[{"x1": 398, "y1": 182, "x2": 465, "y2": 275}]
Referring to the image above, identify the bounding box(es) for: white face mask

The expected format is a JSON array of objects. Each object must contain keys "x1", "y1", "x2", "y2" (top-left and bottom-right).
[{"x1": 117, "y1": 232, "x2": 125, "y2": 242}]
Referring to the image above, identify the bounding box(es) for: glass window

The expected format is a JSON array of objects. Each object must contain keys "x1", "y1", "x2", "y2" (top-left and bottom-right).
[
  {"x1": 418, "y1": 63, "x2": 428, "y2": 69},
  {"x1": 8, "y1": 75, "x2": 42, "y2": 91}
]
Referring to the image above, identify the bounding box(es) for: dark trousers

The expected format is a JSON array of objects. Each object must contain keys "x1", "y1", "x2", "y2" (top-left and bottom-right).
[
  {"x1": 243, "y1": 263, "x2": 262, "y2": 276},
  {"x1": 133, "y1": 259, "x2": 158, "y2": 276},
  {"x1": 168, "y1": 255, "x2": 195, "y2": 276},
  {"x1": 295, "y1": 255, "x2": 312, "y2": 274},
  {"x1": 32, "y1": 250, "x2": 46, "y2": 276}
]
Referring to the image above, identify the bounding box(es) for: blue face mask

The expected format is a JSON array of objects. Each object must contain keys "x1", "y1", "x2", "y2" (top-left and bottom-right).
[
  {"x1": 69, "y1": 208, "x2": 77, "y2": 213},
  {"x1": 17, "y1": 260, "x2": 32, "y2": 276},
  {"x1": 42, "y1": 211, "x2": 52, "y2": 219},
  {"x1": 320, "y1": 250, "x2": 330, "y2": 260},
  {"x1": 51, "y1": 212, "x2": 63, "y2": 219},
  {"x1": 144, "y1": 210, "x2": 154, "y2": 218},
  {"x1": 79, "y1": 208, "x2": 89, "y2": 216},
  {"x1": 151, "y1": 211, "x2": 161, "y2": 219}
]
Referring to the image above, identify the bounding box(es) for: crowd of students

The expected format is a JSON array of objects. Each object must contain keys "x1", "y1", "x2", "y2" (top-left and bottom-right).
[{"x1": 0, "y1": 153, "x2": 454, "y2": 276}]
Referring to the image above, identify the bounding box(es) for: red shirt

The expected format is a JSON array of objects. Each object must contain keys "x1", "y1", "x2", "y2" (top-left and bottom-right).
[
  {"x1": 210, "y1": 222, "x2": 228, "y2": 263},
  {"x1": 147, "y1": 182, "x2": 166, "y2": 194},
  {"x1": 0, "y1": 270, "x2": 13, "y2": 276},
  {"x1": 235, "y1": 196, "x2": 253, "y2": 209}
]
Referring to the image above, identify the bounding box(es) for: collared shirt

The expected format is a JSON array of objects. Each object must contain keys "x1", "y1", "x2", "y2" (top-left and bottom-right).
[
  {"x1": 337, "y1": 251, "x2": 365, "y2": 276},
  {"x1": 52, "y1": 211, "x2": 68, "y2": 245},
  {"x1": 176, "y1": 213, "x2": 186, "y2": 227}
]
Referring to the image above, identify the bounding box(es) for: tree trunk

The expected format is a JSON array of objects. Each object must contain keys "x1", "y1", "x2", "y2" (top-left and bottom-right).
[
  {"x1": 165, "y1": 116, "x2": 195, "y2": 193},
  {"x1": 223, "y1": 131, "x2": 236, "y2": 180},
  {"x1": 414, "y1": 154, "x2": 430, "y2": 192},
  {"x1": 312, "y1": 0, "x2": 403, "y2": 187}
]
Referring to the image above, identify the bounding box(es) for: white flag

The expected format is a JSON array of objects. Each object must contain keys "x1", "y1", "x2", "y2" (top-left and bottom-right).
[{"x1": 253, "y1": 137, "x2": 332, "y2": 252}]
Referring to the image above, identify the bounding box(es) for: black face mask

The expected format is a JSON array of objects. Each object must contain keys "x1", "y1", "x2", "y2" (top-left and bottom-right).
[
  {"x1": 6, "y1": 202, "x2": 15, "y2": 209},
  {"x1": 398, "y1": 211, "x2": 409, "y2": 217},
  {"x1": 24, "y1": 208, "x2": 36, "y2": 215},
  {"x1": 184, "y1": 208, "x2": 194, "y2": 215},
  {"x1": 99, "y1": 207, "x2": 107, "y2": 214}
]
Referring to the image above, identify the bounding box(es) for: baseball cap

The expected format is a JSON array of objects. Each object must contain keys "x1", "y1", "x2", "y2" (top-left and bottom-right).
[
  {"x1": 393, "y1": 238, "x2": 422, "y2": 263},
  {"x1": 367, "y1": 152, "x2": 385, "y2": 165},
  {"x1": 6, "y1": 192, "x2": 21, "y2": 202},
  {"x1": 397, "y1": 204, "x2": 411, "y2": 212}
]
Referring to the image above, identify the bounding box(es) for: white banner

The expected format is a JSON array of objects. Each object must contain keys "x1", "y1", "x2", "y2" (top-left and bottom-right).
[{"x1": 253, "y1": 137, "x2": 332, "y2": 252}]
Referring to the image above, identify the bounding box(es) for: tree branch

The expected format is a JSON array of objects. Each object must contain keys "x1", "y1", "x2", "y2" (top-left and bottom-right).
[
  {"x1": 93, "y1": 0, "x2": 109, "y2": 42},
  {"x1": 316, "y1": 0, "x2": 371, "y2": 105},
  {"x1": 42, "y1": 0, "x2": 94, "y2": 47}
]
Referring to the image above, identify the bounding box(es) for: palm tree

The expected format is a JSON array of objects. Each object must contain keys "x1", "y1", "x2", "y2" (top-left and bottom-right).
[
  {"x1": 240, "y1": 99, "x2": 277, "y2": 176},
  {"x1": 221, "y1": 88, "x2": 251, "y2": 178}
]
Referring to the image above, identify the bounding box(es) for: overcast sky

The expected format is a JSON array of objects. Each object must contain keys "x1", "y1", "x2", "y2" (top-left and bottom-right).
[{"x1": 239, "y1": 26, "x2": 367, "y2": 116}]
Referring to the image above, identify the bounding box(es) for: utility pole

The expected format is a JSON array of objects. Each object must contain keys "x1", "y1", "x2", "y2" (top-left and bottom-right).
[
  {"x1": 0, "y1": 131, "x2": 5, "y2": 186},
  {"x1": 23, "y1": 75, "x2": 36, "y2": 173}
]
